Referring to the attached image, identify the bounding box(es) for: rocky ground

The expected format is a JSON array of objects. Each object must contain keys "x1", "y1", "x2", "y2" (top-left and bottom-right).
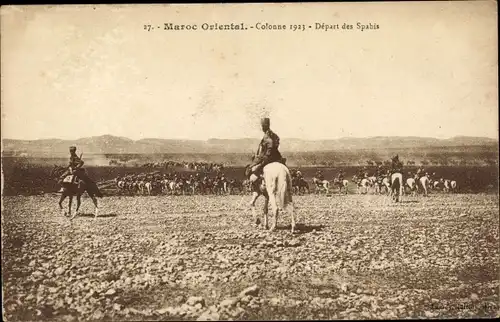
[{"x1": 2, "y1": 193, "x2": 499, "y2": 321}]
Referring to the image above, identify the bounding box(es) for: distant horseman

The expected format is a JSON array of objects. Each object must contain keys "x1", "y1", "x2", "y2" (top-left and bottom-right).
[
  {"x1": 389, "y1": 154, "x2": 404, "y2": 202},
  {"x1": 391, "y1": 154, "x2": 403, "y2": 174},
  {"x1": 315, "y1": 170, "x2": 324, "y2": 181}
]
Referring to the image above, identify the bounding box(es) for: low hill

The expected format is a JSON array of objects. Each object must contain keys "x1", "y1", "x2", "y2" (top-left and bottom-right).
[{"x1": 2, "y1": 135, "x2": 497, "y2": 156}]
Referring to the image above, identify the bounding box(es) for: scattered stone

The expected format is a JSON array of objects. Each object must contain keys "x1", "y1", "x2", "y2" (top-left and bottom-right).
[
  {"x1": 105, "y1": 288, "x2": 116, "y2": 296},
  {"x1": 54, "y1": 267, "x2": 65, "y2": 276},
  {"x1": 270, "y1": 297, "x2": 280, "y2": 306},
  {"x1": 220, "y1": 297, "x2": 238, "y2": 308},
  {"x1": 239, "y1": 285, "x2": 260, "y2": 298},
  {"x1": 197, "y1": 310, "x2": 220, "y2": 321},
  {"x1": 187, "y1": 296, "x2": 205, "y2": 307}
]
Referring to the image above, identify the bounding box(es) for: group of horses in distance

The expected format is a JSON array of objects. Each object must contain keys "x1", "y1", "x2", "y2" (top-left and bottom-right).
[
  {"x1": 114, "y1": 173, "x2": 248, "y2": 196},
  {"x1": 51, "y1": 161, "x2": 458, "y2": 231},
  {"x1": 310, "y1": 171, "x2": 458, "y2": 199}
]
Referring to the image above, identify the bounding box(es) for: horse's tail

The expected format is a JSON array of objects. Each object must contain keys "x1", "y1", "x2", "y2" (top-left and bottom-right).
[
  {"x1": 277, "y1": 167, "x2": 293, "y2": 209},
  {"x1": 391, "y1": 173, "x2": 402, "y2": 190},
  {"x1": 286, "y1": 170, "x2": 293, "y2": 204}
]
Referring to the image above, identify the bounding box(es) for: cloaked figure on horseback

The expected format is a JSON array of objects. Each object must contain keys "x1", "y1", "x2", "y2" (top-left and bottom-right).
[
  {"x1": 245, "y1": 117, "x2": 285, "y2": 190},
  {"x1": 52, "y1": 146, "x2": 103, "y2": 218},
  {"x1": 58, "y1": 146, "x2": 83, "y2": 190},
  {"x1": 245, "y1": 117, "x2": 296, "y2": 233}
]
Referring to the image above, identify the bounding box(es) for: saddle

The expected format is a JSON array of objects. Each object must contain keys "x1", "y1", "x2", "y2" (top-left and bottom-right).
[
  {"x1": 62, "y1": 174, "x2": 79, "y2": 185},
  {"x1": 245, "y1": 157, "x2": 287, "y2": 178}
]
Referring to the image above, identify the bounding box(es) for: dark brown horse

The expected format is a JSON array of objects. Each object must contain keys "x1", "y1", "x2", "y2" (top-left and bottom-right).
[{"x1": 50, "y1": 165, "x2": 102, "y2": 219}]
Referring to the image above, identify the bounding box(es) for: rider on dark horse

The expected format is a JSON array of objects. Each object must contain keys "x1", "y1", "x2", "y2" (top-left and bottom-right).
[
  {"x1": 58, "y1": 146, "x2": 102, "y2": 197},
  {"x1": 245, "y1": 117, "x2": 284, "y2": 190}
]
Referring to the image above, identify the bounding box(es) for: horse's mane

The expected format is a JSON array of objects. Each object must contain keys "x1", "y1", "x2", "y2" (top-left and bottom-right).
[{"x1": 50, "y1": 165, "x2": 66, "y2": 177}]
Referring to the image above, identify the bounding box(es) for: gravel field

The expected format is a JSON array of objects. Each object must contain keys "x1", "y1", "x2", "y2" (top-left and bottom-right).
[{"x1": 2, "y1": 193, "x2": 499, "y2": 320}]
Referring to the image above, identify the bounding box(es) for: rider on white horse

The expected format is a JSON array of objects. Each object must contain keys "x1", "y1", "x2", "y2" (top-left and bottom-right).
[
  {"x1": 246, "y1": 117, "x2": 285, "y2": 190},
  {"x1": 389, "y1": 154, "x2": 404, "y2": 201},
  {"x1": 337, "y1": 170, "x2": 345, "y2": 181}
]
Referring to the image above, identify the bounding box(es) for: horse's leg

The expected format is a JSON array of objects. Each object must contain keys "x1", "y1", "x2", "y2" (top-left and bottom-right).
[
  {"x1": 90, "y1": 194, "x2": 99, "y2": 218},
  {"x1": 59, "y1": 193, "x2": 67, "y2": 216},
  {"x1": 267, "y1": 193, "x2": 278, "y2": 231},
  {"x1": 249, "y1": 191, "x2": 261, "y2": 226},
  {"x1": 263, "y1": 196, "x2": 270, "y2": 230},
  {"x1": 399, "y1": 179, "x2": 404, "y2": 202},
  {"x1": 76, "y1": 194, "x2": 82, "y2": 214},
  {"x1": 68, "y1": 195, "x2": 74, "y2": 219},
  {"x1": 287, "y1": 198, "x2": 296, "y2": 234}
]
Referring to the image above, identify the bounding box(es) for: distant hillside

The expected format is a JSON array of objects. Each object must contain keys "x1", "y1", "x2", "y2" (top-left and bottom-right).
[{"x1": 2, "y1": 134, "x2": 497, "y2": 156}]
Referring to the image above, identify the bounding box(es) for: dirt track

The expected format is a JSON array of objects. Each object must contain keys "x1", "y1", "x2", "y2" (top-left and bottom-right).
[{"x1": 2, "y1": 193, "x2": 499, "y2": 320}]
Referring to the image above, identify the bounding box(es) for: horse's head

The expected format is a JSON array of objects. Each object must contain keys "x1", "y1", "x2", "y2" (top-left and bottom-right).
[{"x1": 50, "y1": 165, "x2": 65, "y2": 178}]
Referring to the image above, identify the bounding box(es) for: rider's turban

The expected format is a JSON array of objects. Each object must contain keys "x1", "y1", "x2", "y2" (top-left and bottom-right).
[
  {"x1": 260, "y1": 117, "x2": 270, "y2": 127},
  {"x1": 69, "y1": 146, "x2": 77, "y2": 151}
]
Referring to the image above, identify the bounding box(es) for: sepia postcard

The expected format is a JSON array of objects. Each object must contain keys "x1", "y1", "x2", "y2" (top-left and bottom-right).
[{"x1": 1, "y1": 2, "x2": 498, "y2": 321}]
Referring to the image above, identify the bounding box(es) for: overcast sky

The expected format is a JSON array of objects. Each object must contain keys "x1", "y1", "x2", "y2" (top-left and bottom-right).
[{"x1": 1, "y1": 2, "x2": 498, "y2": 141}]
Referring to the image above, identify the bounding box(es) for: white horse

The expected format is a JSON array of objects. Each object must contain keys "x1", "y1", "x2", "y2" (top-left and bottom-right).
[
  {"x1": 312, "y1": 177, "x2": 330, "y2": 194},
  {"x1": 358, "y1": 178, "x2": 371, "y2": 194},
  {"x1": 391, "y1": 173, "x2": 404, "y2": 202},
  {"x1": 138, "y1": 181, "x2": 145, "y2": 195},
  {"x1": 162, "y1": 179, "x2": 170, "y2": 193},
  {"x1": 333, "y1": 178, "x2": 349, "y2": 194},
  {"x1": 368, "y1": 176, "x2": 378, "y2": 193},
  {"x1": 450, "y1": 180, "x2": 457, "y2": 192},
  {"x1": 168, "y1": 181, "x2": 177, "y2": 195},
  {"x1": 376, "y1": 178, "x2": 387, "y2": 195},
  {"x1": 145, "y1": 181, "x2": 152, "y2": 195},
  {"x1": 405, "y1": 178, "x2": 417, "y2": 196},
  {"x1": 443, "y1": 179, "x2": 453, "y2": 193},
  {"x1": 419, "y1": 175, "x2": 430, "y2": 197},
  {"x1": 248, "y1": 162, "x2": 296, "y2": 234},
  {"x1": 382, "y1": 177, "x2": 391, "y2": 195}
]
